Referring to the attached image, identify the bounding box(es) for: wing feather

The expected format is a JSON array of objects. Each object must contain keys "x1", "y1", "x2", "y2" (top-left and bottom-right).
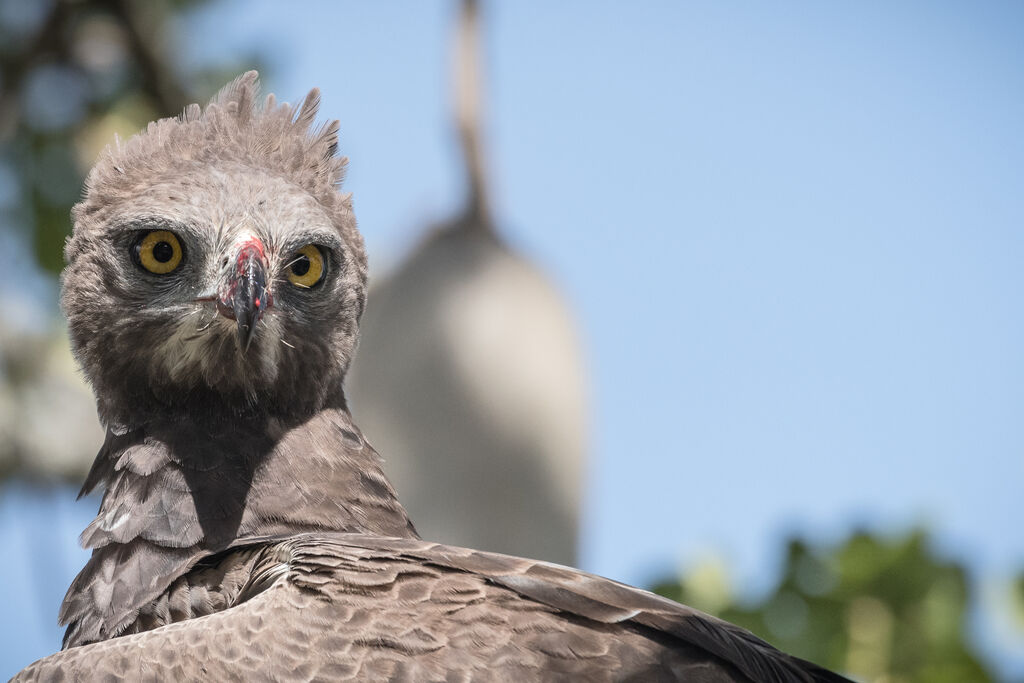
[{"x1": 25, "y1": 532, "x2": 851, "y2": 682}]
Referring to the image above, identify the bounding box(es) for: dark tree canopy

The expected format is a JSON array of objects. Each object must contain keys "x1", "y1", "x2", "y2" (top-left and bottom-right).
[{"x1": 653, "y1": 529, "x2": 1007, "y2": 683}]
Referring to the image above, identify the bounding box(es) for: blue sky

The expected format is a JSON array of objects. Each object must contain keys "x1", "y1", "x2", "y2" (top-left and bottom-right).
[{"x1": 2, "y1": 1, "x2": 1023, "y2": 677}]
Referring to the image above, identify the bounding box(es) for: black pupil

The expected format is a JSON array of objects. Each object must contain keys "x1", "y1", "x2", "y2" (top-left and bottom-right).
[
  {"x1": 292, "y1": 255, "x2": 311, "y2": 276},
  {"x1": 152, "y1": 241, "x2": 174, "y2": 263}
]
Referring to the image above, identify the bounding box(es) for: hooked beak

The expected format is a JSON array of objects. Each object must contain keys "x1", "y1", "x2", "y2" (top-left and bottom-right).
[{"x1": 217, "y1": 238, "x2": 273, "y2": 352}]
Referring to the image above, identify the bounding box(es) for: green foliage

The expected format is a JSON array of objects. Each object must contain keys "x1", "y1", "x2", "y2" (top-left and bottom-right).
[
  {"x1": 652, "y1": 529, "x2": 1004, "y2": 682},
  {"x1": 0, "y1": 0, "x2": 263, "y2": 276}
]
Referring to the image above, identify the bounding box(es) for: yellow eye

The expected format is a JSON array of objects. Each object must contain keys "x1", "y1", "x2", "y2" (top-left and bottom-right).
[
  {"x1": 135, "y1": 230, "x2": 183, "y2": 274},
  {"x1": 286, "y1": 245, "x2": 325, "y2": 288}
]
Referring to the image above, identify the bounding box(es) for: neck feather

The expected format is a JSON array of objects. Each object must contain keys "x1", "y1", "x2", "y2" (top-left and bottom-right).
[{"x1": 61, "y1": 405, "x2": 416, "y2": 647}]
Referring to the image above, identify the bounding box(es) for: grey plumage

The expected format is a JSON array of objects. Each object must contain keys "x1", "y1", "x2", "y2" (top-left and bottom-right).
[{"x1": 16, "y1": 72, "x2": 849, "y2": 682}]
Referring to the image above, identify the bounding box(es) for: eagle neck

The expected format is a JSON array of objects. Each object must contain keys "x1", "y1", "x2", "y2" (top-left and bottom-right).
[{"x1": 81, "y1": 406, "x2": 418, "y2": 551}]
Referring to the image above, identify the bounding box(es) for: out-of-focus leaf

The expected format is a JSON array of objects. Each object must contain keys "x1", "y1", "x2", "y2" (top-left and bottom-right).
[{"x1": 651, "y1": 528, "x2": 1001, "y2": 683}]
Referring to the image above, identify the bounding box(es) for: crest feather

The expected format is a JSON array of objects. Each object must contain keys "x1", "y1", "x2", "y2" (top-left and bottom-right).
[{"x1": 73, "y1": 71, "x2": 359, "y2": 273}]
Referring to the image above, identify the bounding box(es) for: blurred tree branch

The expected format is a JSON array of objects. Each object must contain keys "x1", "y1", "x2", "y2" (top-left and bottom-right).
[{"x1": 108, "y1": 0, "x2": 189, "y2": 112}]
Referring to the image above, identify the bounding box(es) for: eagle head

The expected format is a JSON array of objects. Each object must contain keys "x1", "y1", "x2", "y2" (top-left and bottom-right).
[{"x1": 60, "y1": 72, "x2": 366, "y2": 423}]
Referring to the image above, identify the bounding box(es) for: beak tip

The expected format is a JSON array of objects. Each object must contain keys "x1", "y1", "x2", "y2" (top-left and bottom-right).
[
  {"x1": 234, "y1": 309, "x2": 260, "y2": 354},
  {"x1": 219, "y1": 238, "x2": 272, "y2": 354},
  {"x1": 237, "y1": 324, "x2": 253, "y2": 353}
]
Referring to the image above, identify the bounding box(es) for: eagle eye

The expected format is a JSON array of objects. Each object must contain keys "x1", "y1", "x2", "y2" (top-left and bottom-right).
[
  {"x1": 133, "y1": 230, "x2": 184, "y2": 274},
  {"x1": 286, "y1": 245, "x2": 326, "y2": 288}
]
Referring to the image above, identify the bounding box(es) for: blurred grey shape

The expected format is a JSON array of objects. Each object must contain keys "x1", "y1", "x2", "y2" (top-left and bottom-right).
[{"x1": 347, "y1": 0, "x2": 588, "y2": 566}]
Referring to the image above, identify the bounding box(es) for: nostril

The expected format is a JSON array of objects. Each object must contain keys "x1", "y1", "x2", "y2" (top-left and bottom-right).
[{"x1": 221, "y1": 257, "x2": 229, "y2": 267}]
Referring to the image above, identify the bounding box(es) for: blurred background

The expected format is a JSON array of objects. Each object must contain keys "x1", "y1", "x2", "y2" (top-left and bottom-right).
[{"x1": 0, "y1": 1, "x2": 1022, "y2": 681}]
